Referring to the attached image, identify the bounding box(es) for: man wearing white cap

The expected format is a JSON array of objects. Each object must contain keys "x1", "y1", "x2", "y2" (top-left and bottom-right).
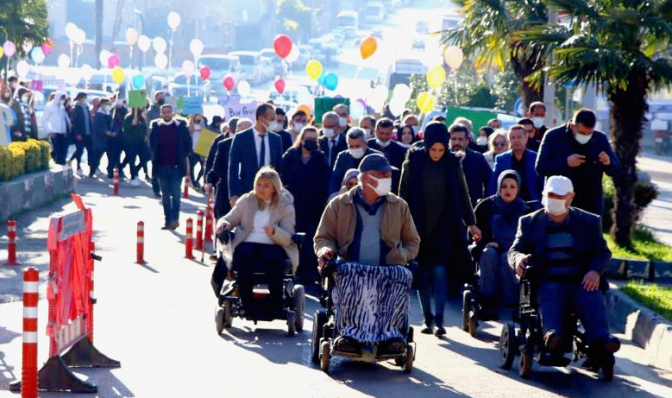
[{"x1": 509, "y1": 175, "x2": 620, "y2": 364}]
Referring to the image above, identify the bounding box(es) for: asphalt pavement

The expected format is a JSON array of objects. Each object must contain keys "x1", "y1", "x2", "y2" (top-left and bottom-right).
[{"x1": 638, "y1": 152, "x2": 672, "y2": 247}]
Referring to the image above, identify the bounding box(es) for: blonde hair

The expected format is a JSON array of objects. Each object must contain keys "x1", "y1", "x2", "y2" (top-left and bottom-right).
[
  {"x1": 253, "y1": 167, "x2": 283, "y2": 210},
  {"x1": 488, "y1": 129, "x2": 509, "y2": 153}
]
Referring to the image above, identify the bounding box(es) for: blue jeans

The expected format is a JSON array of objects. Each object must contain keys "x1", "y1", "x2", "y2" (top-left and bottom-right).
[
  {"x1": 156, "y1": 165, "x2": 182, "y2": 226},
  {"x1": 417, "y1": 264, "x2": 448, "y2": 326},
  {"x1": 478, "y1": 247, "x2": 519, "y2": 306}
]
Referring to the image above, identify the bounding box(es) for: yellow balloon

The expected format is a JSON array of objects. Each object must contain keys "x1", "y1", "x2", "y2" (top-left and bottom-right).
[
  {"x1": 306, "y1": 60, "x2": 323, "y2": 81},
  {"x1": 416, "y1": 92, "x2": 436, "y2": 113},
  {"x1": 0, "y1": 47, "x2": 4, "y2": 59},
  {"x1": 111, "y1": 66, "x2": 125, "y2": 83},
  {"x1": 427, "y1": 65, "x2": 446, "y2": 90}
]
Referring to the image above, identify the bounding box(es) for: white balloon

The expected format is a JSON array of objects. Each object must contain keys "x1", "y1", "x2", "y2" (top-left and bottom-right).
[
  {"x1": 189, "y1": 39, "x2": 204, "y2": 57},
  {"x1": 65, "y1": 22, "x2": 78, "y2": 41},
  {"x1": 15, "y1": 60, "x2": 29, "y2": 78},
  {"x1": 286, "y1": 45, "x2": 300, "y2": 64},
  {"x1": 65, "y1": 69, "x2": 81, "y2": 85},
  {"x1": 73, "y1": 29, "x2": 86, "y2": 45},
  {"x1": 155, "y1": 53, "x2": 168, "y2": 70},
  {"x1": 126, "y1": 28, "x2": 139, "y2": 46},
  {"x1": 58, "y1": 54, "x2": 71, "y2": 69},
  {"x1": 350, "y1": 101, "x2": 366, "y2": 119},
  {"x1": 444, "y1": 46, "x2": 464, "y2": 70},
  {"x1": 237, "y1": 80, "x2": 251, "y2": 97},
  {"x1": 392, "y1": 84, "x2": 412, "y2": 103},
  {"x1": 153, "y1": 37, "x2": 167, "y2": 54},
  {"x1": 182, "y1": 60, "x2": 195, "y2": 78},
  {"x1": 99, "y1": 49, "x2": 111, "y2": 66},
  {"x1": 137, "y1": 35, "x2": 151, "y2": 53},
  {"x1": 370, "y1": 84, "x2": 389, "y2": 107},
  {"x1": 388, "y1": 97, "x2": 407, "y2": 117},
  {"x1": 80, "y1": 64, "x2": 94, "y2": 81},
  {"x1": 167, "y1": 12, "x2": 181, "y2": 30}
]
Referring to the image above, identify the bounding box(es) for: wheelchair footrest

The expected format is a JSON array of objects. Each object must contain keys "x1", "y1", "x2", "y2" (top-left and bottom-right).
[{"x1": 538, "y1": 353, "x2": 571, "y2": 367}]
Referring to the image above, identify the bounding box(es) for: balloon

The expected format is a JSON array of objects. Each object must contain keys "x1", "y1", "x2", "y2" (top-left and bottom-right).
[
  {"x1": 392, "y1": 84, "x2": 412, "y2": 103},
  {"x1": 317, "y1": 70, "x2": 326, "y2": 85},
  {"x1": 444, "y1": 45, "x2": 464, "y2": 70},
  {"x1": 65, "y1": 22, "x2": 78, "y2": 41},
  {"x1": 30, "y1": 47, "x2": 45, "y2": 64},
  {"x1": 131, "y1": 74, "x2": 145, "y2": 89},
  {"x1": 416, "y1": 92, "x2": 436, "y2": 113},
  {"x1": 189, "y1": 39, "x2": 204, "y2": 57},
  {"x1": 111, "y1": 66, "x2": 125, "y2": 83},
  {"x1": 200, "y1": 66, "x2": 211, "y2": 80},
  {"x1": 137, "y1": 35, "x2": 151, "y2": 52},
  {"x1": 153, "y1": 37, "x2": 167, "y2": 54},
  {"x1": 223, "y1": 76, "x2": 235, "y2": 91},
  {"x1": 73, "y1": 29, "x2": 86, "y2": 46},
  {"x1": 41, "y1": 38, "x2": 55, "y2": 56},
  {"x1": 427, "y1": 65, "x2": 446, "y2": 90},
  {"x1": 0, "y1": 47, "x2": 5, "y2": 59},
  {"x1": 351, "y1": 101, "x2": 366, "y2": 119},
  {"x1": 99, "y1": 49, "x2": 111, "y2": 66},
  {"x1": 167, "y1": 12, "x2": 181, "y2": 30},
  {"x1": 107, "y1": 54, "x2": 121, "y2": 69},
  {"x1": 15, "y1": 60, "x2": 29, "y2": 78},
  {"x1": 237, "y1": 80, "x2": 251, "y2": 97},
  {"x1": 389, "y1": 98, "x2": 406, "y2": 117},
  {"x1": 273, "y1": 35, "x2": 293, "y2": 59},
  {"x1": 22, "y1": 41, "x2": 33, "y2": 53},
  {"x1": 323, "y1": 73, "x2": 338, "y2": 91},
  {"x1": 182, "y1": 60, "x2": 195, "y2": 78},
  {"x1": 274, "y1": 78, "x2": 286, "y2": 95},
  {"x1": 65, "y1": 69, "x2": 81, "y2": 86},
  {"x1": 154, "y1": 53, "x2": 168, "y2": 69},
  {"x1": 57, "y1": 54, "x2": 71, "y2": 69},
  {"x1": 297, "y1": 104, "x2": 312, "y2": 117},
  {"x1": 370, "y1": 85, "x2": 389, "y2": 108},
  {"x1": 306, "y1": 60, "x2": 323, "y2": 80},
  {"x1": 286, "y1": 45, "x2": 300, "y2": 64},
  {"x1": 3, "y1": 41, "x2": 16, "y2": 58},
  {"x1": 359, "y1": 36, "x2": 377, "y2": 60},
  {"x1": 126, "y1": 28, "x2": 139, "y2": 46},
  {"x1": 80, "y1": 64, "x2": 94, "y2": 81}
]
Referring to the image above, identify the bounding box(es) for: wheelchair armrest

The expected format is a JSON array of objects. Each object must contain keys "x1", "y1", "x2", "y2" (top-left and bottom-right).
[
  {"x1": 406, "y1": 261, "x2": 419, "y2": 273},
  {"x1": 320, "y1": 260, "x2": 340, "y2": 279},
  {"x1": 522, "y1": 265, "x2": 536, "y2": 280},
  {"x1": 292, "y1": 232, "x2": 306, "y2": 247}
]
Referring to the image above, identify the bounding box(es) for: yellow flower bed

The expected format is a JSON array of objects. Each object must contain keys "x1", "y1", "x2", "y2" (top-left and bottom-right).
[{"x1": 0, "y1": 139, "x2": 51, "y2": 181}]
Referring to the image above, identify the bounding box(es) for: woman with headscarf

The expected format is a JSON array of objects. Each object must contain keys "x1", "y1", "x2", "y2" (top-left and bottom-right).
[
  {"x1": 396, "y1": 124, "x2": 417, "y2": 149},
  {"x1": 399, "y1": 121, "x2": 481, "y2": 336},
  {"x1": 327, "y1": 168, "x2": 359, "y2": 202},
  {"x1": 473, "y1": 170, "x2": 529, "y2": 308}
]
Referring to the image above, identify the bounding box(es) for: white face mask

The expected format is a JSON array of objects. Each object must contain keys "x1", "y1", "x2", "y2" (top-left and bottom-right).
[
  {"x1": 338, "y1": 116, "x2": 348, "y2": 127},
  {"x1": 363, "y1": 128, "x2": 372, "y2": 137},
  {"x1": 323, "y1": 128, "x2": 335, "y2": 139},
  {"x1": 272, "y1": 122, "x2": 283, "y2": 132},
  {"x1": 545, "y1": 197, "x2": 568, "y2": 215},
  {"x1": 349, "y1": 147, "x2": 365, "y2": 159},
  {"x1": 476, "y1": 136, "x2": 488, "y2": 146},
  {"x1": 376, "y1": 138, "x2": 390, "y2": 148},
  {"x1": 532, "y1": 117, "x2": 544, "y2": 129},
  {"x1": 367, "y1": 175, "x2": 392, "y2": 197},
  {"x1": 102, "y1": 105, "x2": 111, "y2": 113},
  {"x1": 574, "y1": 132, "x2": 592, "y2": 145},
  {"x1": 292, "y1": 123, "x2": 304, "y2": 133},
  {"x1": 411, "y1": 126, "x2": 419, "y2": 135}
]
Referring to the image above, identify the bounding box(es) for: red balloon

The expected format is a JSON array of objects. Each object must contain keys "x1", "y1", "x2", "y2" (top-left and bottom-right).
[
  {"x1": 223, "y1": 75, "x2": 235, "y2": 91},
  {"x1": 200, "y1": 66, "x2": 211, "y2": 80},
  {"x1": 273, "y1": 35, "x2": 292, "y2": 59},
  {"x1": 274, "y1": 78, "x2": 286, "y2": 95}
]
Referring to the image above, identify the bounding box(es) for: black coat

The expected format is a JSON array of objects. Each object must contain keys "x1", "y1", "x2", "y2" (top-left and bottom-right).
[
  {"x1": 367, "y1": 139, "x2": 407, "y2": 194},
  {"x1": 281, "y1": 147, "x2": 331, "y2": 230},
  {"x1": 472, "y1": 195, "x2": 531, "y2": 259},
  {"x1": 461, "y1": 148, "x2": 492, "y2": 207},
  {"x1": 209, "y1": 136, "x2": 233, "y2": 218},
  {"x1": 319, "y1": 132, "x2": 347, "y2": 167}
]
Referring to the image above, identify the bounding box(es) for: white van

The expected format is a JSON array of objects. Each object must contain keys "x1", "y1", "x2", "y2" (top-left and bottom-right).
[
  {"x1": 229, "y1": 51, "x2": 264, "y2": 86},
  {"x1": 364, "y1": 2, "x2": 385, "y2": 24}
]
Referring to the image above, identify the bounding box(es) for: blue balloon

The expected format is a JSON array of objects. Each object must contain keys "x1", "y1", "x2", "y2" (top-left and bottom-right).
[
  {"x1": 132, "y1": 75, "x2": 145, "y2": 89},
  {"x1": 323, "y1": 73, "x2": 338, "y2": 91},
  {"x1": 317, "y1": 70, "x2": 327, "y2": 85},
  {"x1": 30, "y1": 47, "x2": 45, "y2": 64}
]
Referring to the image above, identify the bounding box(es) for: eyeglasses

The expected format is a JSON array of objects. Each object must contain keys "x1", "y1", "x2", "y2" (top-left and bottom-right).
[{"x1": 494, "y1": 142, "x2": 507, "y2": 147}]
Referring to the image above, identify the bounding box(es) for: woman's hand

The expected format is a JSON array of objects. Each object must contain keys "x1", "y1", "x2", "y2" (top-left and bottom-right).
[
  {"x1": 215, "y1": 220, "x2": 229, "y2": 235},
  {"x1": 264, "y1": 225, "x2": 275, "y2": 236},
  {"x1": 469, "y1": 225, "x2": 482, "y2": 242}
]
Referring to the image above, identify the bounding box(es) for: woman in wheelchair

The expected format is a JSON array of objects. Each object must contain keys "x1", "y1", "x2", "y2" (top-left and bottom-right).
[
  {"x1": 473, "y1": 170, "x2": 529, "y2": 309},
  {"x1": 215, "y1": 167, "x2": 299, "y2": 316}
]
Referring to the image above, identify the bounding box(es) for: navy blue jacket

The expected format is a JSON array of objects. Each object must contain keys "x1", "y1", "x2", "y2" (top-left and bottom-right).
[
  {"x1": 461, "y1": 148, "x2": 492, "y2": 207},
  {"x1": 319, "y1": 133, "x2": 347, "y2": 168},
  {"x1": 489, "y1": 149, "x2": 544, "y2": 204},
  {"x1": 278, "y1": 129, "x2": 293, "y2": 154},
  {"x1": 329, "y1": 147, "x2": 381, "y2": 194},
  {"x1": 207, "y1": 135, "x2": 233, "y2": 218},
  {"x1": 228, "y1": 128, "x2": 283, "y2": 198},
  {"x1": 71, "y1": 105, "x2": 92, "y2": 137},
  {"x1": 148, "y1": 117, "x2": 192, "y2": 176},
  {"x1": 535, "y1": 123, "x2": 621, "y2": 216},
  {"x1": 92, "y1": 111, "x2": 112, "y2": 152}
]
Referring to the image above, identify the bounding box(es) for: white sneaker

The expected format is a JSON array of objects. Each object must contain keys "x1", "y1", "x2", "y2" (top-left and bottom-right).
[
  {"x1": 77, "y1": 169, "x2": 84, "y2": 176},
  {"x1": 130, "y1": 177, "x2": 141, "y2": 187}
]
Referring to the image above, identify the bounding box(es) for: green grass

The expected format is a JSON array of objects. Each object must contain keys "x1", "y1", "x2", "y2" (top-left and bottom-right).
[
  {"x1": 604, "y1": 227, "x2": 672, "y2": 262},
  {"x1": 621, "y1": 280, "x2": 672, "y2": 322}
]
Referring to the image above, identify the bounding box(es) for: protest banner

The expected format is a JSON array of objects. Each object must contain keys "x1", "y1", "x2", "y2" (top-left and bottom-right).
[
  {"x1": 223, "y1": 101, "x2": 259, "y2": 120},
  {"x1": 128, "y1": 90, "x2": 148, "y2": 108},
  {"x1": 194, "y1": 128, "x2": 219, "y2": 157},
  {"x1": 182, "y1": 96, "x2": 204, "y2": 115},
  {"x1": 314, "y1": 97, "x2": 350, "y2": 124},
  {"x1": 446, "y1": 107, "x2": 498, "y2": 134}
]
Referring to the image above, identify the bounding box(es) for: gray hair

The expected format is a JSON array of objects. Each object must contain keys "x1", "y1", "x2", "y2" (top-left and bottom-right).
[
  {"x1": 454, "y1": 116, "x2": 473, "y2": 133},
  {"x1": 346, "y1": 127, "x2": 365, "y2": 141},
  {"x1": 323, "y1": 111, "x2": 339, "y2": 125},
  {"x1": 236, "y1": 118, "x2": 253, "y2": 132},
  {"x1": 333, "y1": 103, "x2": 349, "y2": 113}
]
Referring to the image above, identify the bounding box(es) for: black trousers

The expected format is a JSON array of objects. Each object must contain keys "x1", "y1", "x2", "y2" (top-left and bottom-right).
[
  {"x1": 233, "y1": 242, "x2": 288, "y2": 313},
  {"x1": 106, "y1": 137, "x2": 123, "y2": 177},
  {"x1": 69, "y1": 135, "x2": 93, "y2": 170},
  {"x1": 51, "y1": 133, "x2": 67, "y2": 165}
]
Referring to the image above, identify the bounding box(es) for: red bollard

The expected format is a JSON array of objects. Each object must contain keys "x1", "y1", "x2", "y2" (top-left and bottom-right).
[
  {"x1": 185, "y1": 218, "x2": 194, "y2": 259},
  {"x1": 136, "y1": 221, "x2": 146, "y2": 264},
  {"x1": 195, "y1": 210, "x2": 204, "y2": 251},
  {"x1": 88, "y1": 241, "x2": 95, "y2": 344},
  {"x1": 21, "y1": 267, "x2": 39, "y2": 398},
  {"x1": 205, "y1": 198, "x2": 215, "y2": 244},
  {"x1": 182, "y1": 176, "x2": 190, "y2": 199},
  {"x1": 4, "y1": 220, "x2": 21, "y2": 266},
  {"x1": 112, "y1": 167, "x2": 120, "y2": 196}
]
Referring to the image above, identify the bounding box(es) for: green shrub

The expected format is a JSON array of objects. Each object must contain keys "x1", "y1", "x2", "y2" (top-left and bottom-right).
[
  {"x1": 0, "y1": 139, "x2": 51, "y2": 181},
  {"x1": 602, "y1": 176, "x2": 659, "y2": 232}
]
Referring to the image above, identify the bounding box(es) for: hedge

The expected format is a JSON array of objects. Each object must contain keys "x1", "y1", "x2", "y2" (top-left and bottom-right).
[{"x1": 0, "y1": 139, "x2": 51, "y2": 182}]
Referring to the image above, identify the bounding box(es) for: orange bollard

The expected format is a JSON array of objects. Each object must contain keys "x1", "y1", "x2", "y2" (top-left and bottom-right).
[
  {"x1": 205, "y1": 198, "x2": 214, "y2": 245},
  {"x1": 88, "y1": 241, "x2": 95, "y2": 343},
  {"x1": 21, "y1": 267, "x2": 39, "y2": 398},
  {"x1": 182, "y1": 176, "x2": 190, "y2": 199},
  {"x1": 195, "y1": 210, "x2": 204, "y2": 251},
  {"x1": 4, "y1": 220, "x2": 21, "y2": 266},
  {"x1": 185, "y1": 218, "x2": 195, "y2": 259},
  {"x1": 112, "y1": 167, "x2": 120, "y2": 196},
  {"x1": 136, "y1": 221, "x2": 146, "y2": 264}
]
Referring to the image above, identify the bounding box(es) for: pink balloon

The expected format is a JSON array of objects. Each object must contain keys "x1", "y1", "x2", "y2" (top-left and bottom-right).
[
  {"x1": 41, "y1": 38, "x2": 54, "y2": 56},
  {"x1": 107, "y1": 54, "x2": 121, "y2": 69},
  {"x1": 274, "y1": 78, "x2": 286, "y2": 95},
  {"x1": 200, "y1": 66, "x2": 211, "y2": 80},
  {"x1": 3, "y1": 41, "x2": 16, "y2": 58},
  {"x1": 223, "y1": 76, "x2": 235, "y2": 91}
]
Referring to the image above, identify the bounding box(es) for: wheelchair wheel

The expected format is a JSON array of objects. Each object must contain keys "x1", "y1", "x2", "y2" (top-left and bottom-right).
[
  {"x1": 468, "y1": 311, "x2": 478, "y2": 337},
  {"x1": 215, "y1": 302, "x2": 233, "y2": 334},
  {"x1": 402, "y1": 345, "x2": 414, "y2": 374},
  {"x1": 293, "y1": 284, "x2": 305, "y2": 332},
  {"x1": 215, "y1": 307, "x2": 225, "y2": 335},
  {"x1": 287, "y1": 311, "x2": 297, "y2": 336},
  {"x1": 519, "y1": 350, "x2": 533, "y2": 379},
  {"x1": 312, "y1": 311, "x2": 328, "y2": 364},
  {"x1": 500, "y1": 322, "x2": 517, "y2": 369},
  {"x1": 462, "y1": 290, "x2": 473, "y2": 332},
  {"x1": 320, "y1": 340, "x2": 331, "y2": 373},
  {"x1": 602, "y1": 355, "x2": 615, "y2": 382}
]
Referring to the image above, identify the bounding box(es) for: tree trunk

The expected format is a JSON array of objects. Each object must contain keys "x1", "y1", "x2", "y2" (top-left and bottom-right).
[
  {"x1": 95, "y1": 0, "x2": 103, "y2": 69},
  {"x1": 510, "y1": 45, "x2": 544, "y2": 110},
  {"x1": 609, "y1": 69, "x2": 648, "y2": 247},
  {"x1": 110, "y1": 0, "x2": 126, "y2": 53}
]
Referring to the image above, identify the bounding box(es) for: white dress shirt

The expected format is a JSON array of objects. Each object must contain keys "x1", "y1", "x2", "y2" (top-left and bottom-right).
[
  {"x1": 245, "y1": 207, "x2": 274, "y2": 245},
  {"x1": 253, "y1": 127, "x2": 271, "y2": 167}
]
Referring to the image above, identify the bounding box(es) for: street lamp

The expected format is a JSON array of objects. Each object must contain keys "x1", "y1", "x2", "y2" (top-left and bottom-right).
[{"x1": 167, "y1": 12, "x2": 181, "y2": 69}]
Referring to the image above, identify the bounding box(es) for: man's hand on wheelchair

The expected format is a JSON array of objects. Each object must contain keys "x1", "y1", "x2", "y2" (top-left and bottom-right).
[
  {"x1": 582, "y1": 270, "x2": 600, "y2": 291},
  {"x1": 469, "y1": 225, "x2": 482, "y2": 242},
  {"x1": 317, "y1": 247, "x2": 335, "y2": 269},
  {"x1": 516, "y1": 254, "x2": 532, "y2": 277}
]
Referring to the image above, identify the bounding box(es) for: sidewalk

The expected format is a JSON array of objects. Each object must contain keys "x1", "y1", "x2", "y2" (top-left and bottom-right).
[{"x1": 637, "y1": 152, "x2": 672, "y2": 247}]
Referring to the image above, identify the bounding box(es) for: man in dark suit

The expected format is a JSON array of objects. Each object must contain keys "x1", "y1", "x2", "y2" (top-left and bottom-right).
[
  {"x1": 228, "y1": 103, "x2": 283, "y2": 207},
  {"x1": 509, "y1": 176, "x2": 620, "y2": 362},
  {"x1": 69, "y1": 92, "x2": 93, "y2": 175},
  {"x1": 489, "y1": 124, "x2": 544, "y2": 206},
  {"x1": 536, "y1": 108, "x2": 621, "y2": 216},
  {"x1": 319, "y1": 111, "x2": 347, "y2": 168},
  {"x1": 518, "y1": 117, "x2": 541, "y2": 152},
  {"x1": 449, "y1": 123, "x2": 492, "y2": 207},
  {"x1": 329, "y1": 128, "x2": 381, "y2": 194},
  {"x1": 367, "y1": 118, "x2": 406, "y2": 194},
  {"x1": 273, "y1": 107, "x2": 293, "y2": 154},
  {"x1": 333, "y1": 103, "x2": 352, "y2": 135}
]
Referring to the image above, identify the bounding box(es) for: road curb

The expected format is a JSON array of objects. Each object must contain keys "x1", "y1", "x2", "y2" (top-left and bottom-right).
[{"x1": 606, "y1": 285, "x2": 672, "y2": 370}]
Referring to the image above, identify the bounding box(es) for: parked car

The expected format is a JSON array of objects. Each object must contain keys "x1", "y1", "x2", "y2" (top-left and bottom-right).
[
  {"x1": 416, "y1": 20, "x2": 429, "y2": 34},
  {"x1": 412, "y1": 37, "x2": 425, "y2": 51},
  {"x1": 169, "y1": 74, "x2": 206, "y2": 98},
  {"x1": 260, "y1": 57, "x2": 274, "y2": 82},
  {"x1": 259, "y1": 48, "x2": 288, "y2": 77},
  {"x1": 229, "y1": 51, "x2": 264, "y2": 86},
  {"x1": 198, "y1": 54, "x2": 242, "y2": 93}
]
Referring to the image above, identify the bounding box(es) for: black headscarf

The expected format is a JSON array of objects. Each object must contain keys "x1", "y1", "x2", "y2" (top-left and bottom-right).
[
  {"x1": 423, "y1": 121, "x2": 449, "y2": 160},
  {"x1": 494, "y1": 169, "x2": 528, "y2": 221}
]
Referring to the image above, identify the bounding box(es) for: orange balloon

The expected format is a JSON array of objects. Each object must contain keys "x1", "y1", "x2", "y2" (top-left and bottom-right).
[{"x1": 360, "y1": 37, "x2": 377, "y2": 60}]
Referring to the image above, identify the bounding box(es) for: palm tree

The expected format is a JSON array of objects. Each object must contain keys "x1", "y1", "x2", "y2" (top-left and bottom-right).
[
  {"x1": 515, "y1": 0, "x2": 672, "y2": 247},
  {"x1": 442, "y1": 0, "x2": 550, "y2": 109}
]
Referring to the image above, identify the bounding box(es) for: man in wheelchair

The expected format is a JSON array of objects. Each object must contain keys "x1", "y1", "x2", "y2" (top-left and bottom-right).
[
  {"x1": 508, "y1": 176, "x2": 620, "y2": 362},
  {"x1": 215, "y1": 167, "x2": 299, "y2": 317},
  {"x1": 314, "y1": 154, "x2": 420, "y2": 356}
]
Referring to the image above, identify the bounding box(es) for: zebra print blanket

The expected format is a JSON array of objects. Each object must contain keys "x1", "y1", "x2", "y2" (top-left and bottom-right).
[{"x1": 332, "y1": 262, "x2": 413, "y2": 343}]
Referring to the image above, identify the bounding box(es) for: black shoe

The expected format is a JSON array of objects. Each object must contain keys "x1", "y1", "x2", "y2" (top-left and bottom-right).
[
  {"x1": 161, "y1": 225, "x2": 170, "y2": 230},
  {"x1": 380, "y1": 337, "x2": 405, "y2": 354},
  {"x1": 169, "y1": 220, "x2": 180, "y2": 231},
  {"x1": 420, "y1": 325, "x2": 433, "y2": 334},
  {"x1": 333, "y1": 336, "x2": 360, "y2": 354},
  {"x1": 544, "y1": 331, "x2": 563, "y2": 353},
  {"x1": 434, "y1": 326, "x2": 446, "y2": 336}
]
